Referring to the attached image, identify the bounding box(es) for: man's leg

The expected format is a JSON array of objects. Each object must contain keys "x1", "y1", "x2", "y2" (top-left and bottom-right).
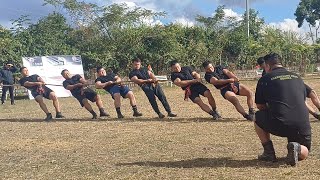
[
  {"x1": 94, "y1": 94, "x2": 109, "y2": 117},
  {"x1": 154, "y1": 84, "x2": 176, "y2": 117},
  {"x1": 82, "y1": 98, "x2": 98, "y2": 119},
  {"x1": 9, "y1": 86, "x2": 15, "y2": 105},
  {"x1": 193, "y1": 96, "x2": 219, "y2": 120},
  {"x1": 225, "y1": 91, "x2": 253, "y2": 120},
  {"x1": 1, "y1": 86, "x2": 8, "y2": 104},
  {"x1": 142, "y1": 86, "x2": 164, "y2": 118},
  {"x1": 254, "y1": 111, "x2": 276, "y2": 162},
  {"x1": 238, "y1": 84, "x2": 254, "y2": 114},
  {"x1": 124, "y1": 91, "x2": 142, "y2": 117},
  {"x1": 307, "y1": 90, "x2": 320, "y2": 120},
  {"x1": 113, "y1": 93, "x2": 124, "y2": 118},
  {"x1": 203, "y1": 90, "x2": 217, "y2": 111},
  {"x1": 35, "y1": 95, "x2": 52, "y2": 120},
  {"x1": 49, "y1": 92, "x2": 64, "y2": 118}
]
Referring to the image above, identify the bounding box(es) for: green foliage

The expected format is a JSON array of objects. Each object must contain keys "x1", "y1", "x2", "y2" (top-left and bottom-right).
[{"x1": 0, "y1": 1, "x2": 318, "y2": 74}]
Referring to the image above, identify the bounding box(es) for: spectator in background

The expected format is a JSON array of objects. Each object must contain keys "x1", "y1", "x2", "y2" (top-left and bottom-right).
[{"x1": 0, "y1": 61, "x2": 18, "y2": 105}]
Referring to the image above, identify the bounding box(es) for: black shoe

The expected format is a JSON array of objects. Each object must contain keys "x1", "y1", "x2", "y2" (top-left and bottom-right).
[
  {"x1": 92, "y1": 113, "x2": 98, "y2": 119},
  {"x1": 313, "y1": 113, "x2": 320, "y2": 120},
  {"x1": 258, "y1": 152, "x2": 277, "y2": 162},
  {"x1": 100, "y1": 112, "x2": 110, "y2": 117},
  {"x1": 11, "y1": 102, "x2": 15, "y2": 105},
  {"x1": 287, "y1": 142, "x2": 301, "y2": 166},
  {"x1": 118, "y1": 113, "x2": 124, "y2": 119},
  {"x1": 212, "y1": 111, "x2": 222, "y2": 120},
  {"x1": 1, "y1": 101, "x2": 4, "y2": 105},
  {"x1": 133, "y1": 111, "x2": 143, "y2": 117},
  {"x1": 168, "y1": 112, "x2": 177, "y2": 117},
  {"x1": 44, "y1": 113, "x2": 53, "y2": 121},
  {"x1": 55, "y1": 112, "x2": 65, "y2": 119},
  {"x1": 158, "y1": 113, "x2": 165, "y2": 119},
  {"x1": 244, "y1": 114, "x2": 254, "y2": 121}
]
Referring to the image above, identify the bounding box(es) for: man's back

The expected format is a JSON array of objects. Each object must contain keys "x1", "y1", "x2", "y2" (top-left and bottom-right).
[{"x1": 255, "y1": 67, "x2": 310, "y2": 134}]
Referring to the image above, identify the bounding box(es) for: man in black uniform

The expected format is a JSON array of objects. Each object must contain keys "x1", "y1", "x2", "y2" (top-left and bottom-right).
[
  {"x1": 257, "y1": 56, "x2": 320, "y2": 120},
  {"x1": 0, "y1": 61, "x2": 17, "y2": 105},
  {"x1": 255, "y1": 53, "x2": 311, "y2": 166},
  {"x1": 170, "y1": 60, "x2": 221, "y2": 120},
  {"x1": 61, "y1": 69, "x2": 109, "y2": 119},
  {"x1": 129, "y1": 58, "x2": 177, "y2": 118},
  {"x1": 95, "y1": 67, "x2": 142, "y2": 118},
  {"x1": 202, "y1": 61, "x2": 255, "y2": 121},
  {"x1": 19, "y1": 67, "x2": 65, "y2": 120}
]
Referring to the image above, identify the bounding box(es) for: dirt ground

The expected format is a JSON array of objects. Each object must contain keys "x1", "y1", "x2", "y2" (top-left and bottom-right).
[{"x1": 1, "y1": 79, "x2": 320, "y2": 179}]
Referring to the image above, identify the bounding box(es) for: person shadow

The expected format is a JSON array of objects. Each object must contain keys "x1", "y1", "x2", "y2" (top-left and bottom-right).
[{"x1": 116, "y1": 157, "x2": 289, "y2": 169}]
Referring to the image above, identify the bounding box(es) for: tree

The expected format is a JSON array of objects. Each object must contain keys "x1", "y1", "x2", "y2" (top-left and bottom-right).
[{"x1": 295, "y1": 0, "x2": 320, "y2": 44}]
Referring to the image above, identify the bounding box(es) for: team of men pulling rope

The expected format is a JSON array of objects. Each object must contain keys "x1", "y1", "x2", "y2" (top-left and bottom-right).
[{"x1": 1, "y1": 53, "x2": 320, "y2": 166}]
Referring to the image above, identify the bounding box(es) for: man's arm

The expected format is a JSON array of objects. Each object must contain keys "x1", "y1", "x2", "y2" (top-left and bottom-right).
[
  {"x1": 23, "y1": 81, "x2": 43, "y2": 87},
  {"x1": 222, "y1": 69, "x2": 239, "y2": 82},
  {"x1": 95, "y1": 78, "x2": 116, "y2": 89},
  {"x1": 130, "y1": 76, "x2": 153, "y2": 85},
  {"x1": 191, "y1": 71, "x2": 201, "y2": 80},
  {"x1": 64, "y1": 83, "x2": 84, "y2": 91},
  {"x1": 209, "y1": 76, "x2": 234, "y2": 86},
  {"x1": 173, "y1": 77, "x2": 200, "y2": 88},
  {"x1": 148, "y1": 70, "x2": 158, "y2": 83}
]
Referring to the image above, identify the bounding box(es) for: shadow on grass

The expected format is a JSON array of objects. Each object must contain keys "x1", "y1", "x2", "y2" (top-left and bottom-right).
[
  {"x1": 117, "y1": 157, "x2": 289, "y2": 169},
  {"x1": 0, "y1": 117, "x2": 244, "y2": 123}
]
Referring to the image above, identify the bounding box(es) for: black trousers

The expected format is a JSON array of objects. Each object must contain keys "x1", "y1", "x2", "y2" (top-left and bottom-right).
[
  {"x1": 141, "y1": 84, "x2": 171, "y2": 114},
  {"x1": 1, "y1": 85, "x2": 14, "y2": 103}
]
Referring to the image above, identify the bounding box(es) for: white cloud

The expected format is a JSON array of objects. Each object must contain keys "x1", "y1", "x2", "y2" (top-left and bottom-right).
[
  {"x1": 269, "y1": 19, "x2": 304, "y2": 33},
  {"x1": 173, "y1": 17, "x2": 194, "y2": 27},
  {"x1": 223, "y1": 9, "x2": 242, "y2": 21}
]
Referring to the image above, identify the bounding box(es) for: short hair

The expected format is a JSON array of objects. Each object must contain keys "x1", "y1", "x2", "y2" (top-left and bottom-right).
[
  {"x1": 257, "y1": 57, "x2": 265, "y2": 65},
  {"x1": 169, "y1": 60, "x2": 178, "y2": 67},
  {"x1": 96, "y1": 66, "x2": 103, "y2": 73},
  {"x1": 61, "y1": 69, "x2": 69, "y2": 75},
  {"x1": 132, "y1": 57, "x2": 141, "y2": 63},
  {"x1": 202, "y1": 61, "x2": 211, "y2": 68},
  {"x1": 264, "y1": 53, "x2": 282, "y2": 65},
  {"x1": 19, "y1": 67, "x2": 27, "y2": 72}
]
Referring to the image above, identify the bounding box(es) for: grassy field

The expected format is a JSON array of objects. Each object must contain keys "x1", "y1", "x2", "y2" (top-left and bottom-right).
[{"x1": 1, "y1": 79, "x2": 320, "y2": 179}]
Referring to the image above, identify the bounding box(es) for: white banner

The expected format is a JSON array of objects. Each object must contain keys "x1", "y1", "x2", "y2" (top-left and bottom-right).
[{"x1": 22, "y1": 55, "x2": 84, "y2": 99}]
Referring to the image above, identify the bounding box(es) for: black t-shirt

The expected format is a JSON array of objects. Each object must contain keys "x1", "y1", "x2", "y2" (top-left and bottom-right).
[
  {"x1": 171, "y1": 66, "x2": 198, "y2": 90},
  {"x1": 63, "y1": 74, "x2": 83, "y2": 97},
  {"x1": 95, "y1": 73, "x2": 117, "y2": 91},
  {"x1": 19, "y1": 74, "x2": 40, "y2": 92},
  {"x1": 204, "y1": 65, "x2": 230, "y2": 89},
  {"x1": 129, "y1": 68, "x2": 150, "y2": 80},
  {"x1": 255, "y1": 67, "x2": 310, "y2": 134},
  {"x1": 262, "y1": 69, "x2": 266, "y2": 76}
]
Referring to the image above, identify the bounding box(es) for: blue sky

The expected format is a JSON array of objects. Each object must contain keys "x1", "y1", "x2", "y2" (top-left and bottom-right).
[{"x1": 0, "y1": 0, "x2": 302, "y2": 31}]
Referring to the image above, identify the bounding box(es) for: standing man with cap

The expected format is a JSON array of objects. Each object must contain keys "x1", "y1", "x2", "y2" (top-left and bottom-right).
[
  {"x1": 129, "y1": 58, "x2": 177, "y2": 119},
  {"x1": 0, "y1": 61, "x2": 17, "y2": 105}
]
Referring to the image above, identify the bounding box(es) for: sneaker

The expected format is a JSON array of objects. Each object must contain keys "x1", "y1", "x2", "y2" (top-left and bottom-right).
[
  {"x1": 1, "y1": 101, "x2": 4, "y2": 105},
  {"x1": 158, "y1": 113, "x2": 165, "y2": 119},
  {"x1": 133, "y1": 111, "x2": 143, "y2": 117},
  {"x1": 168, "y1": 112, "x2": 177, "y2": 117},
  {"x1": 244, "y1": 114, "x2": 254, "y2": 121},
  {"x1": 11, "y1": 102, "x2": 15, "y2": 105},
  {"x1": 44, "y1": 113, "x2": 53, "y2": 121},
  {"x1": 212, "y1": 111, "x2": 222, "y2": 120},
  {"x1": 313, "y1": 113, "x2": 320, "y2": 120},
  {"x1": 258, "y1": 152, "x2": 277, "y2": 162},
  {"x1": 287, "y1": 142, "x2": 301, "y2": 166},
  {"x1": 55, "y1": 112, "x2": 65, "y2": 118},
  {"x1": 92, "y1": 113, "x2": 98, "y2": 119},
  {"x1": 100, "y1": 112, "x2": 110, "y2": 117},
  {"x1": 118, "y1": 113, "x2": 124, "y2": 119}
]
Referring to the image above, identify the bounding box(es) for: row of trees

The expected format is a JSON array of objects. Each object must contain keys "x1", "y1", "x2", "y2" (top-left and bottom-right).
[{"x1": 0, "y1": 0, "x2": 320, "y2": 76}]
